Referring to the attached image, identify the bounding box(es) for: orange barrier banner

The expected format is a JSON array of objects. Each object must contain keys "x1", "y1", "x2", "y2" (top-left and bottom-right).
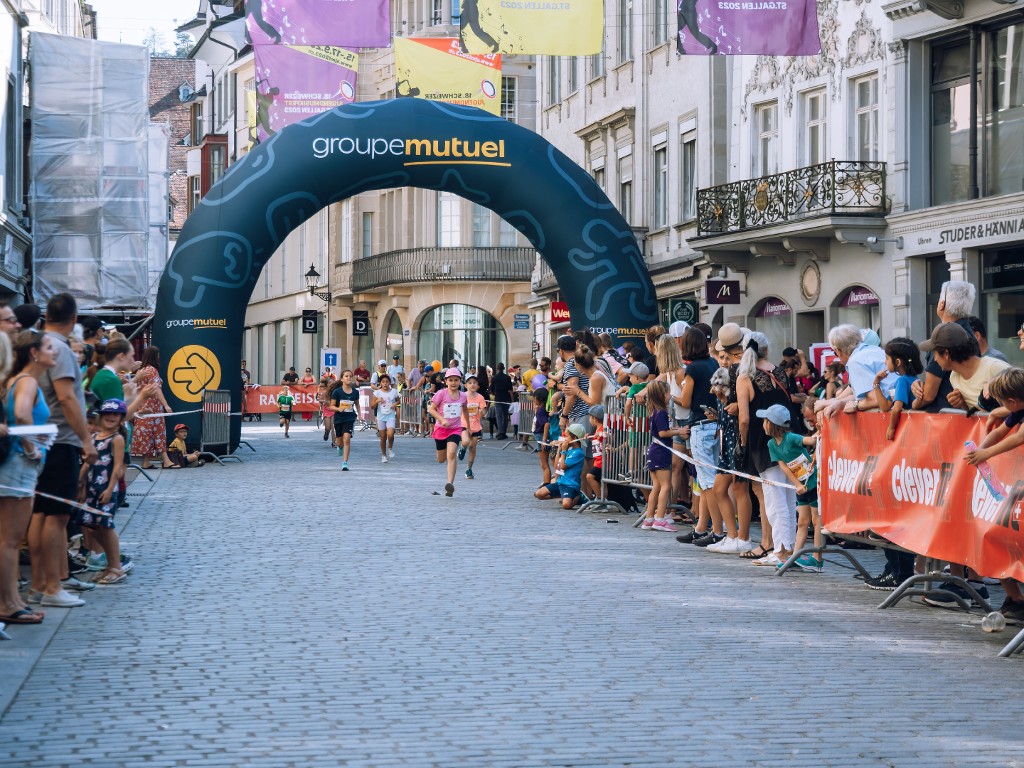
[
  {"x1": 243, "y1": 384, "x2": 320, "y2": 413},
  {"x1": 821, "y1": 412, "x2": 1024, "y2": 581}
]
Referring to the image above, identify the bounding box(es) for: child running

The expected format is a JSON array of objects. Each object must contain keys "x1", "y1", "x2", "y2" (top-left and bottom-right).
[
  {"x1": 642, "y1": 380, "x2": 686, "y2": 532},
  {"x1": 277, "y1": 384, "x2": 294, "y2": 438},
  {"x1": 77, "y1": 399, "x2": 130, "y2": 585},
  {"x1": 534, "y1": 423, "x2": 587, "y2": 509},
  {"x1": 872, "y1": 337, "x2": 924, "y2": 440},
  {"x1": 458, "y1": 374, "x2": 487, "y2": 479},
  {"x1": 330, "y1": 370, "x2": 359, "y2": 470},
  {"x1": 372, "y1": 374, "x2": 399, "y2": 462},
  {"x1": 427, "y1": 368, "x2": 469, "y2": 496}
]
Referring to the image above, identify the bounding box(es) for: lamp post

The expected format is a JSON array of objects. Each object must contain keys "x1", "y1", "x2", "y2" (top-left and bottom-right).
[{"x1": 305, "y1": 264, "x2": 332, "y2": 354}]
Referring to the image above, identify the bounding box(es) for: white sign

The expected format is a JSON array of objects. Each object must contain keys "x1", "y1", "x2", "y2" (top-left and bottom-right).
[{"x1": 320, "y1": 347, "x2": 342, "y2": 376}]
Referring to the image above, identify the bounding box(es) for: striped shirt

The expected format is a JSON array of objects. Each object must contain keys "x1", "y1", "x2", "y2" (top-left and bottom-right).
[{"x1": 561, "y1": 359, "x2": 591, "y2": 420}]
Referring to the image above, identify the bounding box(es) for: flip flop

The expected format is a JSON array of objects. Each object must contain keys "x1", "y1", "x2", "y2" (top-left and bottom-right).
[
  {"x1": 740, "y1": 545, "x2": 770, "y2": 560},
  {"x1": 0, "y1": 608, "x2": 44, "y2": 624}
]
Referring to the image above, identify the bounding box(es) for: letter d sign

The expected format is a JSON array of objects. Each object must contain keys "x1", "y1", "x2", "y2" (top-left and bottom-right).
[{"x1": 352, "y1": 310, "x2": 369, "y2": 337}]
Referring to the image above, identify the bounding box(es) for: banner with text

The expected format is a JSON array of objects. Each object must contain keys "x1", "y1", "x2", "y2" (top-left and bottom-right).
[
  {"x1": 393, "y1": 38, "x2": 501, "y2": 116},
  {"x1": 253, "y1": 44, "x2": 358, "y2": 142},
  {"x1": 244, "y1": 384, "x2": 320, "y2": 413},
  {"x1": 245, "y1": 0, "x2": 389, "y2": 48},
  {"x1": 821, "y1": 412, "x2": 1024, "y2": 581},
  {"x1": 676, "y1": 0, "x2": 821, "y2": 56},
  {"x1": 459, "y1": 0, "x2": 603, "y2": 55}
]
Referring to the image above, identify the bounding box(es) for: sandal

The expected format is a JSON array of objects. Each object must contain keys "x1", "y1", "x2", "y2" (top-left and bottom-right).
[
  {"x1": 94, "y1": 568, "x2": 127, "y2": 585},
  {"x1": 740, "y1": 545, "x2": 770, "y2": 560},
  {"x1": 0, "y1": 607, "x2": 44, "y2": 624}
]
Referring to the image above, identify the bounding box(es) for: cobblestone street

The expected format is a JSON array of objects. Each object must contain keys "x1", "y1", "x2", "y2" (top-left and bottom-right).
[{"x1": 2, "y1": 423, "x2": 1023, "y2": 767}]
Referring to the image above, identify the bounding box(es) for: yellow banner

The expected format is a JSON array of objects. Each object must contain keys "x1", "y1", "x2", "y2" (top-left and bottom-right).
[
  {"x1": 459, "y1": 0, "x2": 603, "y2": 55},
  {"x1": 393, "y1": 38, "x2": 502, "y2": 116},
  {"x1": 292, "y1": 45, "x2": 359, "y2": 72},
  {"x1": 246, "y1": 90, "x2": 257, "y2": 150}
]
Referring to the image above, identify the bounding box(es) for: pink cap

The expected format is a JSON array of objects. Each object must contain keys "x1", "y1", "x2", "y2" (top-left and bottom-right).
[{"x1": 444, "y1": 367, "x2": 463, "y2": 379}]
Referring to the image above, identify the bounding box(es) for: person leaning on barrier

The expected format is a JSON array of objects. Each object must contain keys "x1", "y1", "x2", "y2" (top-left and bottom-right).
[
  {"x1": 918, "y1": 322, "x2": 1008, "y2": 413},
  {"x1": 817, "y1": 324, "x2": 897, "y2": 417},
  {"x1": 911, "y1": 280, "x2": 979, "y2": 412}
]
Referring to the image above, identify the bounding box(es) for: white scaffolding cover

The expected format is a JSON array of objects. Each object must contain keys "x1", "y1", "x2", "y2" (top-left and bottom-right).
[{"x1": 29, "y1": 33, "x2": 152, "y2": 309}]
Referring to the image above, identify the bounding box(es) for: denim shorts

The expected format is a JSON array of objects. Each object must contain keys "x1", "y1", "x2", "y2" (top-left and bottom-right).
[
  {"x1": 689, "y1": 421, "x2": 721, "y2": 491},
  {"x1": 0, "y1": 450, "x2": 45, "y2": 499}
]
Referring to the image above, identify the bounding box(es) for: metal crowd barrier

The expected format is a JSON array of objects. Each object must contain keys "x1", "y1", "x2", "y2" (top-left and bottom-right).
[
  {"x1": 199, "y1": 389, "x2": 243, "y2": 465},
  {"x1": 399, "y1": 388, "x2": 428, "y2": 435},
  {"x1": 579, "y1": 394, "x2": 651, "y2": 518},
  {"x1": 503, "y1": 390, "x2": 538, "y2": 452},
  {"x1": 356, "y1": 385, "x2": 376, "y2": 431}
]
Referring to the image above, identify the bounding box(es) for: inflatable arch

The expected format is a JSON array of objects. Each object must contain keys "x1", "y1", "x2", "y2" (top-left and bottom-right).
[{"x1": 152, "y1": 99, "x2": 658, "y2": 446}]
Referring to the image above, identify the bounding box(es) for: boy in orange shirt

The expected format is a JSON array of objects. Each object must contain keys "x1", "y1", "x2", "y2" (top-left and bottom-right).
[{"x1": 459, "y1": 374, "x2": 488, "y2": 479}]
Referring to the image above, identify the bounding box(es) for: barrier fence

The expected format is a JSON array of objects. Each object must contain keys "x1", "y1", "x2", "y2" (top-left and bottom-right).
[
  {"x1": 516, "y1": 391, "x2": 537, "y2": 447},
  {"x1": 200, "y1": 389, "x2": 241, "y2": 465},
  {"x1": 399, "y1": 389, "x2": 429, "y2": 435}
]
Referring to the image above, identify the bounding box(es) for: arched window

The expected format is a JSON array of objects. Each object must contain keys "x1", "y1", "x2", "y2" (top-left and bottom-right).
[
  {"x1": 419, "y1": 304, "x2": 507, "y2": 371},
  {"x1": 749, "y1": 297, "x2": 792, "y2": 358}
]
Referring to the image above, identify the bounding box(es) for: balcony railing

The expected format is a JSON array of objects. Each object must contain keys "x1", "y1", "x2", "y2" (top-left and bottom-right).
[
  {"x1": 533, "y1": 259, "x2": 557, "y2": 292},
  {"x1": 350, "y1": 247, "x2": 536, "y2": 293},
  {"x1": 696, "y1": 160, "x2": 887, "y2": 237}
]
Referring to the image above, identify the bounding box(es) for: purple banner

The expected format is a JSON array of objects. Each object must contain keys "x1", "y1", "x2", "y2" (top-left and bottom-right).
[
  {"x1": 839, "y1": 287, "x2": 879, "y2": 308},
  {"x1": 254, "y1": 45, "x2": 357, "y2": 143},
  {"x1": 676, "y1": 0, "x2": 821, "y2": 56},
  {"x1": 245, "y1": 0, "x2": 389, "y2": 48},
  {"x1": 756, "y1": 298, "x2": 791, "y2": 317}
]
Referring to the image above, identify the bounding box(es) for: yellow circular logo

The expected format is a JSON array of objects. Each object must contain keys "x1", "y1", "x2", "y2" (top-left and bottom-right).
[{"x1": 167, "y1": 345, "x2": 222, "y2": 403}]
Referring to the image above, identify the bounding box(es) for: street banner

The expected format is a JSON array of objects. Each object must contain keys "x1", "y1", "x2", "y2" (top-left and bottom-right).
[
  {"x1": 821, "y1": 412, "x2": 1024, "y2": 581},
  {"x1": 253, "y1": 44, "x2": 358, "y2": 142},
  {"x1": 246, "y1": 89, "x2": 257, "y2": 150},
  {"x1": 458, "y1": 0, "x2": 603, "y2": 55},
  {"x1": 676, "y1": 0, "x2": 821, "y2": 56},
  {"x1": 244, "y1": 384, "x2": 320, "y2": 413},
  {"x1": 393, "y1": 38, "x2": 501, "y2": 116},
  {"x1": 245, "y1": 0, "x2": 389, "y2": 48}
]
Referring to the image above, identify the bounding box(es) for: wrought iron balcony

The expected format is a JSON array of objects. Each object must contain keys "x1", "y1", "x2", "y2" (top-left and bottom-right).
[
  {"x1": 350, "y1": 247, "x2": 536, "y2": 293},
  {"x1": 696, "y1": 160, "x2": 887, "y2": 237},
  {"x1": 533, "y1": 259, "x2": 557, "y2": 292}
]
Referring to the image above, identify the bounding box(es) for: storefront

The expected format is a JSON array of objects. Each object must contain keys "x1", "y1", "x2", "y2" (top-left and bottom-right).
[
  {"x1": 981, "y1": 244, "x2": 1024, "y2": 362},
  {"x1": 383, "y1": 310, "x2": 405, "y2": 362},
  {"x1": 418, "y1": 303, "x2": 508, "y2": 371},
  {"x1": 750, "y1": 296, "x2": 793, "y2": 357},
  {"x1": 835, "y1": 286, "x2": 880, "y2": 335}
]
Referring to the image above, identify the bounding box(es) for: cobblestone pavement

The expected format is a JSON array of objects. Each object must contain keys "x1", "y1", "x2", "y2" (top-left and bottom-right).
[{"x1": 2, "y1": 422, "x2": 1024, "y2": 767}]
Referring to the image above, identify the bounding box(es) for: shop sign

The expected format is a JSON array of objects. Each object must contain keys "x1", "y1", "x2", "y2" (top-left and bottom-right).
[
  {"x1": 706, "y1": 279, "x2": 741, "y2": 305},
  {"x1": 982, "y1": 249, "x2": 1024, "y2": 291},
  {"x1": 755, "y1": 298, "x2": 790, "y2": 318},
  {"x1": 839, "y1": 287, "x2": 879, "y2": 308},
  {"x1": 665, "y1": 298, "x2": 699, "y2": 325},
  {"x1": 352, "y1": 310, "x2": 369, "y2": 336},
  {"x1": 938, "y1": 217, "x2": 1024, "y2": 246},
  {"x1": 301, "y1": 309, "x2": 318, "y2": 334},
  {"x1": 551, "y1": 301, "x2": 570, "y2": 323}
]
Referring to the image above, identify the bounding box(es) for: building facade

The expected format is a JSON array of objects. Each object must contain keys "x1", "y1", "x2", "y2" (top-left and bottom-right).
[{"x1": 0, "y1": 0, "x2": 28, "y2": 304}]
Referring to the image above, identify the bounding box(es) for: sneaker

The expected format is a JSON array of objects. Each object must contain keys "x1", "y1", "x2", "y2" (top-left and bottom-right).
[
  {"x1": 641, "y1": 517, "x2": 655, "y2": 530},
  {"x1": 68, "y1": 556, "x2": 89, "y2": 575},
  {"x1": 921, "y1": 581, "x2": 989, "y2": 609},
  {"x1": 444, "y1": 482, "x2": 455, "y2": 497},
  {"x1": 40, "y1": 590, "x2": 86, "y2": 608},
  {"x1": 388, "y1": 449, "x2": 395, "y2": 459},
  {"x1": 652, "y1": 519, "x2": 678, "y2": 532},
  {"x1": 336, "y1": 447, "x2": 342, "y2": 456},
  {"x1": 119, "y1": 554, "x2": 134, "y2": 574},
  {"x1": 693, "y1": 532, "x2": 725, "y2": 548},
  {"x1": 60, "y1": 577, "x2": 96, "y2": 592},
  {"x1": 25, "y1": 590, "x2": 43, "y2": 604},
  {"x1": 342, "y1": 462, "x2": 349, "y2": 471},
  {"x1": 793, "y1": 554, "x2": 823, "y2": 573},
  {"x1": 381, "y1": 455, "x2": 388, "y2": 463},
  {"x1": 675, "y1": 528, "x2": 708, "y2": 544},
  {"x1": 733, "y1": 539, "x2": 757, "y2": 553},
  {"x1": 457, "y1": 445, "x2": 467, "y2": 461},
  {"x1": 864, "y1": 571, "x2": 900, "y2": 591},
  {"x1": 323, "y1": 432, "x2": 329, "y2": 441},
  {"x1": 706, "y1": 536, "x2": 738, "y2": 554},
  {"x1": 86, "y1": 552, "x2": 107, "y2": 571},
  {"x1": 465, "y1": 468, "x2": 474, "y2": 480},
  {"x1": 999, "y1": 597, "x2": 1024, "y2": 626}
]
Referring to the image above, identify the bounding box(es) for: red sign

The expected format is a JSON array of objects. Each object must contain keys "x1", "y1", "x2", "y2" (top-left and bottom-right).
[
  {"x1": 821, "y1": 412, "x2": 1024, "y2": 581},
  {"x1": 551, "y1": 301, "x2": 570, "y2": 323},
  {"x1": 243, "y1": 384, "x2": 320, "y2": 413},
  {"x1": 755, "y1": 297, "x2": 790, "y2": 317}
]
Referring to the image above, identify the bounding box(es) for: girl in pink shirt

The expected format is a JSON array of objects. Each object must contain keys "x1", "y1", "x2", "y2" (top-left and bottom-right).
[{"x1": 427, "y1": 368, "x2": 469, "y2": 497}]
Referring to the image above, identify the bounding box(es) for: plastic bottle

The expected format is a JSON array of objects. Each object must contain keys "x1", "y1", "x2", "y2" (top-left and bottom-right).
[
  {"x1": 965, "y1": 441, "x2": 1007, "y2": 501},
  {"x1": 981, "y1": 611, "x2": 1006, "y2": 633}
]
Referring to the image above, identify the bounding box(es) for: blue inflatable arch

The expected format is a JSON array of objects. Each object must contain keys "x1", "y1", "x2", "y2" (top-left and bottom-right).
[{"x1": 152, "y1": 99, "x2": 658, "y2": 445}]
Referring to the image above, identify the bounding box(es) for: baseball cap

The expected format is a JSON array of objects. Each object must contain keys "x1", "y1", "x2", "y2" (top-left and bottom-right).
[
  {"x1": 424, "y1": 365, "x2": 434, "y2": 374},
  {"x1": 566, "y1": 423, "x2": 586, "y2": 439},
  {"x1": 465, "y1": 373, "x2": 478, "y2": 382},
  {"x1": 444, "y1": 367, "x2": 463, "y2": 378},
  {"x1": 173, "y1": 423, "x2": 189, "y2": 432},
  {"x1": 377, "y1": 359, "x2": 386, "y2": 366},
  {"x1": 919, "y1": 321, "x2": 972, "y2": 353},
  {"x1": 627, "y1": 362, "x2": 650, "y2": 378},
  {"x1": 716, "y1": 323, "x2": 744, "y2": 350},
  {"x1": 556, "y1": 334, "x2": 577, "y2": 351},
  {"x1": 668, "y1": 320, "x2": 690, "y2": 338},
  {"x1": 755, "y1": 404, "x2": 791, "y2": 426},
  {"x1": 99, "y1": 398, "x2": 127, "y2": 415},
  {"x1": 392, "y1": 354, "x2": 400, "y2": 359},
  {"x1": 589, "y1": 404, "x2": 605, "y2": 421}
]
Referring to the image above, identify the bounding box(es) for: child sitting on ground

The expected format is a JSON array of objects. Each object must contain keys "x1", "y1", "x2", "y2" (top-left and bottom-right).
[
  {"x1": 534, "y1": 423, "x2": 586, "y2": 509},
  {"x1": 167, "y1": 423, "x2": 203, "y2": 467}
]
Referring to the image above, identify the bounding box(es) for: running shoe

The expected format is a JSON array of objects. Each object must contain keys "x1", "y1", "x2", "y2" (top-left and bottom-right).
[
  {"x1": 793, "y1": 554, "x2": 823, "y2": 573},
  {"x1": 388, "y1": 449, "x2": 395, "y2": 459},
  {"x1": 641, "y1": 517, "x2": 655, "y2": 530},
  {"x1": 457, "y1": 445, "x2": 467, "y2": 461},
  {"x1": 40, "y1": 590, "x2": 85, "y2": 608},
  {"x1": 86, "y1": 552, "x2": 107, "y2": 571},
  {"x1": 444, "y1": 482, "x2": 455, "y2": 497},
  {"x1": 60, "y1": 577, "x2": 95, "y2": 592},
  {"x1": 465, "y1": 468, "x2": 474, "y2": 479},
  {"x1": 652, "y1": 519, "x2": 678, "y2": 532},
  {"x1": 342, "y1": 462, "x2": 349, "y2": 471},
  {"x1": 381, "y1": 455, "x2": 388, "y2": 463}
]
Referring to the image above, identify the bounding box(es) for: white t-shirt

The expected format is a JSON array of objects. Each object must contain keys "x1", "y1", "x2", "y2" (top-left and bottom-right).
[
  {"x1": 375, "y1": 388, "x2": 400, "y2": 416},
  {"x1": 950, "y1": 356, "x2": 1010, "y2": 409}
]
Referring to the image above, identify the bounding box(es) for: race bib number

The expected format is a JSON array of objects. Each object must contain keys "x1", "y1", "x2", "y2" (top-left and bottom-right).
[
  {"x1": 592, "y1": 438, "x2": 603, "y2": 458},
  {"x1": 443, "y1": 402, "x2": 462, "y2": 420},
  {"x1": 467, "y1": 403, "x2": 479, "y2": 417},
  {"x1": 787, "y1": 454, "x2": 813, "y2": 482}
]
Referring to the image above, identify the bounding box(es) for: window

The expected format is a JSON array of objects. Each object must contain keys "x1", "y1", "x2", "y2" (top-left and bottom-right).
[
  {"x1": 986, "y1": 23, "x2": 1024, "y2": 198},
  {"x1": 618, "y1": 0, "x2": 633, "y2": 63},
  {"x1": 754, "y1": 102, "x2": 778, "y2": 176},
  {"x1": 188, "y1": 176, "x2": 201, "y2": 214},
  {"x1": 593, "y1": 166, "x2": 605, "y2": 191},
  {"x1": 431, "y1": 0, "x2": 443, "y2": 24},
  {"x1": 362, "y1": 212, "x2": 373, "y2": 258},
  {"x1": 210, "y1": 144, "x2": 226, "y2": 186},
  {"x1": 653, "y1": 146, "x2": 668, "y2": 229},
  {"x1": 653, "y1": 0, "x2": 669, "y2": 47},
  {"x1": 340, "y1": 200, "x2": 352, "y2": 263},
  {"x1": 680, "y1": 131, "x2": 696, "y2": 221},
  {"x1": 590, "y1": 46, "x2": 606, "y2": 79},
  {"x1": 437, "y1": 192, "x2": 461, "y2": 246},
  {"x1": 568, "y1": 58, "x2": 579, "y2": 94},
  {"x1": 802, "y1": 89, "x2": 827, "y2": 165},
  {"x1": 419, "y1": 304, "x2": 508, "y2": 373},
  {"x1": 191, "y1": 101, "x2": 204, "y2": 143},
  {"x1": 854, "y1": 74, "x2": 879, "y2": 162},
  {"x1": 5, "y1": 78, "x2": 19, "y2": 211},
  {"x1": 501, "y1": 76, "x2": 517, "y2": 121},
  {"x1": 546, "y1": 57, "x2": 561, "y2": 106},
  {"x1": 618, "y1": 152, "x2": 633, "y2": 224},
  {"x1": 472, "y1": 203, "x2": 491, "y2": 246},
  {"x1": 498, "y1": 217, "x2": 518, "y2": 246}
]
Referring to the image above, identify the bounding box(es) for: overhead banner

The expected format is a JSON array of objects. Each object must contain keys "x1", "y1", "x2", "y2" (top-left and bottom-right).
[
  {"x1": 821, "y1": 412, "x2": 1024, "y2": 582},
  {"x1": 245, "y1": 0, "x2": 389, "y2": 48},
  {"x1": 393, "y1": 38, "x2": 501, "y2": 116},
  {"x1": 676, "y1": 0, "x2": 821, "y2": 56},
  {"x1": 244, "y1": 384, "x2": 320, "y2": 413},
  {"x1": 253, "y1": 45, "x2": 358, "y2": 142},
  {"x1": 458, "y1": 0, "x2": 603, "y2": 55}
]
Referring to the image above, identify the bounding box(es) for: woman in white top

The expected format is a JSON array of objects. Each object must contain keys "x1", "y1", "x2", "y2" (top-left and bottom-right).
[{"x1": 654, "y1": 334, "x2": 690, "y2": 515}]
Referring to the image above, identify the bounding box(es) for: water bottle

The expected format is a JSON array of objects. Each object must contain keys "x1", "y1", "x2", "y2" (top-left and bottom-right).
[{"x1": 981, "y1": 611, "x2": 1006, "y2": 633}]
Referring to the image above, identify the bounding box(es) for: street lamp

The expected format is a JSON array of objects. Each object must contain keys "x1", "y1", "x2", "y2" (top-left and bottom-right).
[{"x1": 304, "y1": 264, "x2": 332, "y2": 350}]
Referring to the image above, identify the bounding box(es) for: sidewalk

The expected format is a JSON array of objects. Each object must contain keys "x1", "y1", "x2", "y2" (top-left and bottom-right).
[{"x1": 1, "y1": 422, "x2": 1023, "y2": 767}]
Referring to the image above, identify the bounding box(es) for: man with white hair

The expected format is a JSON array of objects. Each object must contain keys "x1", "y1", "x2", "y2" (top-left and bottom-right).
[
  {"x1": 817, "y1": 324, "x2": 897, "y2": 417},
  {"x1": 911, "y1": 280, "x2": 979, "y2": 412}
]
